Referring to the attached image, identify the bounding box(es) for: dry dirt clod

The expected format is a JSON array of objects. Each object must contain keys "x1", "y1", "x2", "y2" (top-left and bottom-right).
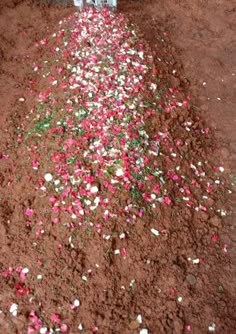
[
  {"x1": 209, "y1": 216, "x2": 222, "y2": 227},
  {"x1": 128, "y1": 320, "x2": 140, "y2": 330}
]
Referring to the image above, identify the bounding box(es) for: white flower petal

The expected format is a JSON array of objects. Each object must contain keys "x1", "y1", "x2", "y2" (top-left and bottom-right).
[
  {"x1": 136, "y1": 314, "x2": 142, "y2": 324},
  {"x1": 90, "y1": 186, "x2": 98, "y2": 194},
  {"x1": 44, "y1": 173, "x2": 53, "y2": 182},
  {"x1": 73, "y1": 299, "x2": 80, "y2": 307},
  {"x1": 140, "y1": 329, "x2": 148, "y2": 334},
  {"x1": 9, "y1": 303, "x2": 18, "y2": 316},
  {"x1": 151, "y1": 228, "x2": 160, "y2": 237}
]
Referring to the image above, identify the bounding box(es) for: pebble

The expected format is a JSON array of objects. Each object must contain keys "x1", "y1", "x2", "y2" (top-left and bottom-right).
[
  {"x1": 186, "y1": 273, "x2": 197, "y2": 285},
  {"x1": 128, "y1": 320, "x2": 140, "y2": 330}
]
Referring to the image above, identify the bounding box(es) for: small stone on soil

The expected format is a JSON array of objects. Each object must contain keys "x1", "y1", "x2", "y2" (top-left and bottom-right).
[
  {"x1": 186, "y1": 273, "x2": 197, "y2": 285},
  {"x1": 128, "y1": 320, "x2": 140, "y2": 330}
]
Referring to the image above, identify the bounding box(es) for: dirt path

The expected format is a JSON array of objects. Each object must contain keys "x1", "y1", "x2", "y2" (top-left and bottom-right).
[{"x1": 0, "y1": 1, "x2": 235, "y2": 333}]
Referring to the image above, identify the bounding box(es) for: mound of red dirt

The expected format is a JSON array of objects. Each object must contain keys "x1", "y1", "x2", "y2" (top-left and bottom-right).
[{"x1": 0, "y1": 1, "x2": 235, "y2": 334}]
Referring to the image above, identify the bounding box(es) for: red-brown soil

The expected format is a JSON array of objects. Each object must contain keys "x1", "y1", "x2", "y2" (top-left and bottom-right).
[{"x1": 0, "y1": 1, "x2": 235, "y2": 334}]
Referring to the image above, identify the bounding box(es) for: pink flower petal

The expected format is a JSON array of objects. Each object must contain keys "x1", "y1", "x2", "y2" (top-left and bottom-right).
[
  {"x1": 60, "y1": 324, "x2": 68, "y2": 332},
  {"x1": 50, "y1": 314, "x2": 61, "y2": 324},
  {"x1": 25, "y1": 208, "x2": 34, "y2": 217}
]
